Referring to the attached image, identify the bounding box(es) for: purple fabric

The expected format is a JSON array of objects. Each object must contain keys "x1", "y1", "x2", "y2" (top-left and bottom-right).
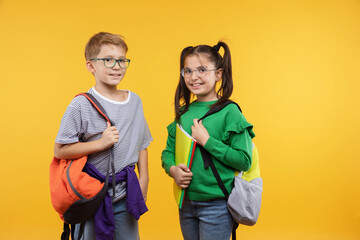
[{"x1": 83, "y1": 164, "x2": 148, "y2": 240}]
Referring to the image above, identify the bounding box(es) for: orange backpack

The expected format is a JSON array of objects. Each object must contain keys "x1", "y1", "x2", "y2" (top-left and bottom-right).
[{"x1": 49, "y1": 93, "x2": 112, "y2": 239}]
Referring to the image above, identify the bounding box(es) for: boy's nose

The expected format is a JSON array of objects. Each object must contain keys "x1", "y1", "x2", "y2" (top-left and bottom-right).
[{"x1": 113, "y1": 62, "x2": 121, "y2": 69}]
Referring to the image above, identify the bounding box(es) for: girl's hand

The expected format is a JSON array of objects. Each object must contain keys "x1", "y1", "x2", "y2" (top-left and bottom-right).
[
  {"x1": 169, "y1": 164, "x2": 193, "y2": 189},
  {"x1": 99, "y1": 122, "x2": 119, "y2": 150},
  {"x1": 191, "y1": 119, "x2": 210, "y2": 146}
]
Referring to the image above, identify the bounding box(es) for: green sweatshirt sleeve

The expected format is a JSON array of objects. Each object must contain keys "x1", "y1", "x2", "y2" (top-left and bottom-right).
[
  {"x1": 161, "y1": 121, "x2": 176, "y2": 175},
  {"x1": 203, "y1": 131, "x2": 252, "y2": 171},
  {"x1": 203, "y1": 109, "x2": 255, "y2": 171}
]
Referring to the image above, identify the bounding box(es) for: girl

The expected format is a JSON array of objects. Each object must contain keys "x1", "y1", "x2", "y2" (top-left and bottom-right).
[{"x1": 161, "y1": 42, "x2": 255, "y2": 240}]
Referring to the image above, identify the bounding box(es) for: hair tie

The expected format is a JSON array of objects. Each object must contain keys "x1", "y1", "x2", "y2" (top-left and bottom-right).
[{"x1": 213, "y1": 44, "x2": 220, "y2": 52}]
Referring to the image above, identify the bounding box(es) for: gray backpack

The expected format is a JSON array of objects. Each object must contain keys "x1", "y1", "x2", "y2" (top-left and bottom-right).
[{"x1": 227, "y1": 143, "x2": 262, "y2": 226}]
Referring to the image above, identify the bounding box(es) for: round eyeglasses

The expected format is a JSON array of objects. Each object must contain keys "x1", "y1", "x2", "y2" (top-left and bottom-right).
[
  {"x1": 90, "y1": 58, "x2": 131, "y2": 68},
  {"x1": 181, "y1": 67, "x2": 217, "y2": 78}
]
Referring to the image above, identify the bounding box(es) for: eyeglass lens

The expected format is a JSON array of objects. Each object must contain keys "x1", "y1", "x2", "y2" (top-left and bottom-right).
[
  {"x1": 104, "y1": 58, "x2": 130, "y2": 68},
  {"x1": 182, "y1": 67, "x2": 209, "y2": 78}
]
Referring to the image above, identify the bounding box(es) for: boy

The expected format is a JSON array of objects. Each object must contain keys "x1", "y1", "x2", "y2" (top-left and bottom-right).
[{"x1": 54, "y1": 32, "x2": 152, "y2": 240}]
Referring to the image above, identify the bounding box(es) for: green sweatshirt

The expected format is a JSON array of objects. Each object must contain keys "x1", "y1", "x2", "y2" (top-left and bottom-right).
[{"x1": 161, "y1": 100, "x2": 255, "y2": 201}]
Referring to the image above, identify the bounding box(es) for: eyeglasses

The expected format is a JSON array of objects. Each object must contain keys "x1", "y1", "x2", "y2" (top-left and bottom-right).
[
  {"x1": 181, "y1": 67, "x2": 217, "y2": 78},
  {"x1": 90, "y1": 58, "x2": 131, "y2": 68}
]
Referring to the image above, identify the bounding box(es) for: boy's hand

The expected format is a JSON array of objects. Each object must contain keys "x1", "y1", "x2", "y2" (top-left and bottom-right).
[
  {"x1": 99, "y1": 122, "x2": 119, "y2": 150},
  {"x1": 139, "y1": 181, "x2": 148, "y2": 203},
  {"x1": 170, "y1": 164, "x2": 193, "y2": 189},
  {"x1": 191, "y1": 119, "x2": 209, "y2": 146},
  {"x1": 137, "y1": 149, "x2": 149, "y2": 203}
]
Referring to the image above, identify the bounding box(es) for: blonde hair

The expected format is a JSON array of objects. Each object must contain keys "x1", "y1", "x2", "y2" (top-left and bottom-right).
[{"x1": 84, "y1": 32, "x2": 128, "y2": 60}]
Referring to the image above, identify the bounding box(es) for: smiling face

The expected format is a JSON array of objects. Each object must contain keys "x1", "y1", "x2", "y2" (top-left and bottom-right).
[
  {"x1": 86, "y1": 44, "x2": 127, "y2": 89},
  {"x1": 183, "y1": 53, "x2": 222, "y2": 102}
]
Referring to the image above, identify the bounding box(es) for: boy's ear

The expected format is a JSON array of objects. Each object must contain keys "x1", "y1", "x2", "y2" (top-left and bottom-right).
[
  {"x1": 86, "y1": 60, "x2": 95, "y2": 74},
  {"x1": 216, "y1": 68, "x2": 223, "y2": 81}
]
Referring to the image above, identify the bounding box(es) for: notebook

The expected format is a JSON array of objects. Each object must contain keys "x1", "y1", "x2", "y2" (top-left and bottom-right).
[{"x1": 174, "y1": 123, "x2": 197, "y2": 208}]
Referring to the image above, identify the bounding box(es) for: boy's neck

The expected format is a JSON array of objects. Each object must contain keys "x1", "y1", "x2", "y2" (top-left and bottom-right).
[{"x1": 94, "y1": 84, "x2": 128, "y2": 102}]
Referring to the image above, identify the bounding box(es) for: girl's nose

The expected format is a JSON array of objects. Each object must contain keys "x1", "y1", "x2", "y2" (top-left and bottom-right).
[{"x1": 191, "y1": 70, "x2": 198, "y2": 80}]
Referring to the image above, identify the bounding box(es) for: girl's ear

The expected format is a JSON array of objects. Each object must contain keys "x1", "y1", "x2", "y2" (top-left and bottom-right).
[
  {"x1": 216, "y1": 68, "x2": 223, "y2": 81},
  {"x1": 86, "y1": 60, "x2": 95, "y2": 74}
]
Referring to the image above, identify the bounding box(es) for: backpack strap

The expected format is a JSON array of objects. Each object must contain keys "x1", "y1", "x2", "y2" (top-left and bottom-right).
[
  {"x1": 197, "y1": 99, "x2": 239, "y2": 199},
  {"x1": 76, "y1": 93, "x2": 115, "y2": 126},
  {"x1": 198, "y1": 100, "x2": 242, "y2": 122},
  {"x1": 60, "y1": 223, "x2": 84, "y2": 240},
  {"x1": 75, "y1": 93, "x2": 117, "y2": 199},
  {"x1": 61, "y1": 223, "x2": 70, "y2": 240},
  {"x1": 197, "y1": 100, "x2": 242, "y2": 240}
]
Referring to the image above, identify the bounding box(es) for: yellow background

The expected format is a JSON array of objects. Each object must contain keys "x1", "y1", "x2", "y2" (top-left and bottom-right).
[{"x1": 0, "y1": 0, "x2": 359, "y2": 239}]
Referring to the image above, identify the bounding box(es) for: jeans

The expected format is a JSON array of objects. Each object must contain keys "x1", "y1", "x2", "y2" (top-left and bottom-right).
[
  {"x1": 74, "y1": 198, "x2": 139, "y2": 240},
  {"x1": 179, "y1": 199, "x2": 234, "y2": 240}
]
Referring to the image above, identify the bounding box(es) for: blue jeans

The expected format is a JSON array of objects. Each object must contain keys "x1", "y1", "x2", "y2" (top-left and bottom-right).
[
  {"x1": 74, "y1": 198, "x2": 139, "y2": 240},
  {"x1": 179, "y1": 199, "x2": 234, "y2": 240}
]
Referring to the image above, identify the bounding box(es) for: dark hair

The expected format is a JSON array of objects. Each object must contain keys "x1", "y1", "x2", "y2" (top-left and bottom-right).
[{"x1": 174, "y1": 41, "x2": 233, "y2": 120}]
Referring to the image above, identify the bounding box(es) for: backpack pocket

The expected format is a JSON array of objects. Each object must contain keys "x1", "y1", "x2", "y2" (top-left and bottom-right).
[{"x1": 227, "y1": 176, "x2": 263, "y2": 226}]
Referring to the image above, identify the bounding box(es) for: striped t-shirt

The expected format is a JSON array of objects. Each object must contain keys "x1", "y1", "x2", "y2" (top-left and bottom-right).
[{"x1": 55, "y1": 87, "x2": 152, "y2": 202}]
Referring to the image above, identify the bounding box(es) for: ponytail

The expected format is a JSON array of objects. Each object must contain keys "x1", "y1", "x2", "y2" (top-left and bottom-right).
[
  {"x1": 214, "y1": 41, "x2": 233, "y2": 108},
  {"x1": 175, "y1": 46, "x2": 193, "y2": 121}
]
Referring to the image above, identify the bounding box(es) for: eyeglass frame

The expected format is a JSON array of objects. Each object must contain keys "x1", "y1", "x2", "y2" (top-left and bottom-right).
[
  {"x1": 90, "y1": 57, "x2": 131, "y2": 68},
  {"x1": 180, "y1": 67, "x2": 218, "y2": 78}
]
